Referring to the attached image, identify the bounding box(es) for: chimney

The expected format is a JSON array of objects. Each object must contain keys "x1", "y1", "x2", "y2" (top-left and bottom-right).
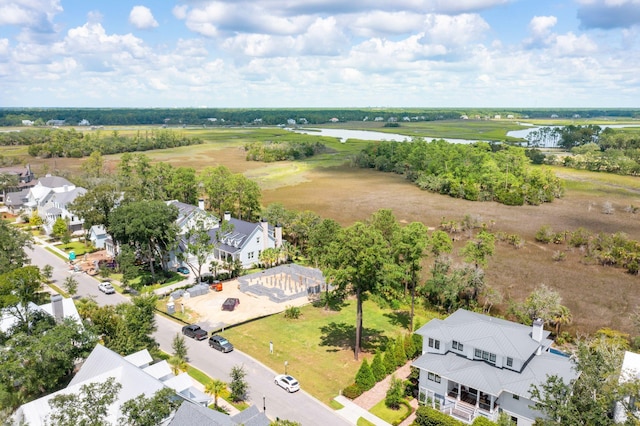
[
  {"x1": 224, "y1": 211, "x2": 231, "y2": 222},
  {"x1": 261, "y1": 218, "x2": 269, "y2": 250},
  {"x1": 198, "y1": 198, "x2": 205, "y2": 211},
  {"x1": 532, "y1": 318, "x2": 544, "y2": 342},
  {"x1": 51, "y1": 294, "x2": 64, "y2": 322},
  {"x1": 275, "y1": 223, "x2": 283, "y2": 248}
]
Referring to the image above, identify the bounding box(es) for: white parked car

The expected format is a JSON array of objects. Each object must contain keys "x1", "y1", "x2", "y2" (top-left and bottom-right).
[
  {"x1": 98, "y1": 282, "x2": 115, "y2": 294},
  {"x1": 274, "y1": 374, "x2": 300, "y2": 393}
]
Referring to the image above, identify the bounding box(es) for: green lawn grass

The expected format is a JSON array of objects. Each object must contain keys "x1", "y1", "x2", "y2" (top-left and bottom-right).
[
  {"x1": 222, "y1": 299, "x2": 439, "y2": 404},
  {"x1": 357, "y1": 417, "x2": 376, "y2": 426},
  {"x1": 55, "y1": 241, "x2": 94, "y2": 256},
  {"x1": 369, "y1": 399, "x2": 412, "y2": 424}
]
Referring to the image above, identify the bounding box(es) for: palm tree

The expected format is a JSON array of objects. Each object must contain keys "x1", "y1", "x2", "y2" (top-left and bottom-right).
[
  {"x1": 552, "y1": 305, "x2": 573, "y2": 336},
  {"x1": 168, "y1": 355, "x2": 188, "y2": 375},
  {"x1": 205, "y1": 379, "x2": 227, "y2": 408}
]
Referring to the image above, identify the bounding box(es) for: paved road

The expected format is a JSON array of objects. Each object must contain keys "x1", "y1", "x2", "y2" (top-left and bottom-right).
[
  {"x1": 27, "y1": 243, "x2": 351, "y2": 425},
  {"x1": 27, "y1": 244, "x2": 127, "y2": 305},
  {"x1": 154, "y1": 316, "x2": 350, "y2": 425}
]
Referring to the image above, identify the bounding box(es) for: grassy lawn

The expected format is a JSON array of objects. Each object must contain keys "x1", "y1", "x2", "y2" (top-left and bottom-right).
[
  {"x1": 370, "y1": 399, "x2": 412, "y2": 424},
  {"x1": 186, "y1": 365, "x2": 249, "y2": 411},
  {"x1": 55, "y1": 241, "x2": 94, "y2": 256},
  {"x1": 222, "y1": 299, "x2": 439, "y2": 404}
]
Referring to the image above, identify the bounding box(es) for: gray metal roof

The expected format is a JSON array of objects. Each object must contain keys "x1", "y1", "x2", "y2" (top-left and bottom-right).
[
  {"x1": 209, "y1": 218, "x2": 270, "y2": 253},
  {"x1": 413, "y1": 348, "x2": 577, "y2": 399},
  {"x1": 168, "y1": 400, "x2": 235, "y2": 426},
  {"x1": 230, "y1": 405, "x2": 270, "y2": 426},
  {"x1": 415, "y1": 309, "x2": 549, "y2": 360},
  {"x1": 38, "y1": 175, "x2": 73, "y2": 188}
]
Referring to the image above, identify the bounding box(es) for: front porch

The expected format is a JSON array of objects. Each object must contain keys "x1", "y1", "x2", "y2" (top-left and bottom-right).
[{"x1": 420, "y1": 380, "x2": 500, "y2": 424}]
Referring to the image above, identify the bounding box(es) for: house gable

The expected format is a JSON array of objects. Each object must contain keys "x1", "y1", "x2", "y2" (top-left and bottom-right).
[{"x1": 413, "y1": 309, "x2": 576, "y2": 425}]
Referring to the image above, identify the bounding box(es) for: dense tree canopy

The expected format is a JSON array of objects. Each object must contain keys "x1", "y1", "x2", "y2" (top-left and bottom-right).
[
  {"x1": 0, "y1": 318, "x2": 96, "y2": 411},
  {"x1": 0, "y1": 221, "x2": 32, "y2": 273},
  {"x1": 355, "y1": 139, "x2": 563, "y2": 206},
  {"x1": 108, "y1": 200, "x2": 179, "y2": 276}
]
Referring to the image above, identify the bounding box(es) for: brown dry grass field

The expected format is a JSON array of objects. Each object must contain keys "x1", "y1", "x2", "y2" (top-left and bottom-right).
[{"x1": 26, "y1": 139, "x2": 640, "y2": 336}]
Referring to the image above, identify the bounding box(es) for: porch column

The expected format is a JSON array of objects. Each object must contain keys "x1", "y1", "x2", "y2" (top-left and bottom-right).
[
  {"x1": 490, "y1": 394, "x2": 495, "y2": 413},
  {"x1": 457, "y1": 383, "x2": 461, "y2": 401},
  {"x1": 475, "y1": 391, "x2": 480, "y2": 408}
]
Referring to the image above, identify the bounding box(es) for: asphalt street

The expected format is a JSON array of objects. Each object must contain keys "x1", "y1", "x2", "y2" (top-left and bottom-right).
[{"x1": 26, "y1": 243, "x2": 351, "y2": 425}]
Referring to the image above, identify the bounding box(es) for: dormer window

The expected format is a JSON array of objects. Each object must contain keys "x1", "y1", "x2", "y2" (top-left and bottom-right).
[
  {"x1": 507, "y1": 357, "x2": 513, "y2": 367},
  {"x1": 452, "y1": 340, "x2": 464, "y2": 352},
  {"x1": 475, "y1": 349, "x2": 497, "y2": 364},
  {"x1": 428, "y1": 338, "x2": 440, "y2": 350}
]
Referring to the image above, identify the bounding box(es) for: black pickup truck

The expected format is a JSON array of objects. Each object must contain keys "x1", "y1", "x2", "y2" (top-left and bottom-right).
[{"x1": 181, "y1": 324, "x2": 208, "y2": 340}]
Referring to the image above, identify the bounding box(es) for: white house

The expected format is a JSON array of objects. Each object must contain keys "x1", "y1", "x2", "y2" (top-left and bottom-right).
[
  {"x1": 0, "y1": 164, "x2": 34, "y2": 204},
  {"x1": 413, "y1": 309, "x2": 577, "y2": 425},
  {"x1": 14, "y1": 344, "x2": 210, "y2": 426},
  {"x1": 23, "y1": 175, "x2": 86, "y2": 235},
  {"x1": 88, "y1": 224, "x2": 108, "y2": 249},
  {"x1": 614, "y1": 351, "x2": 640, "y2": 423},
  {"x1": 210, "y1": 212, "x2": 282, "y2": 269},
  {"x1": 1, "y1": 294, "x2": 80, "y2": 334}
]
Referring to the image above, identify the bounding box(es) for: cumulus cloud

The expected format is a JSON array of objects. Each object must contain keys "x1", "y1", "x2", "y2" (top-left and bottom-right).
[
  {"x1": 524, "y1": 15, "x2": 557, "y2": 47},
  {"x1": 129, "y1": 6, "x2": 159, "y2": 30},
  {"x1": 0, "y1": 0, "x2": 62, "y2": 29},
  {"x1": 576, "y1": 0, "x2": 640, "y2": 29}
]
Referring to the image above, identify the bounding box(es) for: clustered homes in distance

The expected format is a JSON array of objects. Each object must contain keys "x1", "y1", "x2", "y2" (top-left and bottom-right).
[{"x1": 413, "y1": 309, "x2": 577, "y2": 425}]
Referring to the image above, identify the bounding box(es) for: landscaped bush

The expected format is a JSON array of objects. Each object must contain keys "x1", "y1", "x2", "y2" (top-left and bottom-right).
[
  {"x1": 471, "y1": 416, "x2": 499, "y2": 425},
  {"x1": 384, "y1": 345, "x2": 397, "y2": 374},
  {"x1": 284, "y1": 305, "x2": 301, "y2": 319},
  {"x1": 371, "y1": 352, "x2": 386, "y2": 382},
  {"x1": 355, "y1": 359, "x2": 376, "y2": 391},
  {"x1": 342, "y1": 383, "x2": 363, "y2": 399},
  {"x1": 414, "y1": 406, "x2": 465, "y2": 426},
  {"x1": 394, "y1": 335, "x2": 407, "y2": 366},
  {"x1": 403, "y1": 334, "x2": 416, "y2": 360},
  {"x1": 385, "y1": 375, "x2": 404, "y2": 409}
]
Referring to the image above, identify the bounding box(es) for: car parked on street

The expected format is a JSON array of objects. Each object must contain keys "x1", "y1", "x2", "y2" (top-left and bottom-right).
[
  {"x1": 222, "y1": 297, "x2": 240, "y2": 311},
  {"x1": 274, "y1": 374, "x2": 300, "y2": 393},
  {"x1": 98, "y1": 282, "x2": 115, "y2": 294},
  {"x1": 181, "y1": 324, "x2": 208, "y2": 340},
  {"x1": 208, "y1": 335, "x2": 234, "y2": 353}
]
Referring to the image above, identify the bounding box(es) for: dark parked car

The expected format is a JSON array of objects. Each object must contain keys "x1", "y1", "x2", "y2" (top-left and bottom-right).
[
  {"x1": 182, "y1": 324, "x2": 208, "y2": 340},
  {"x1": 222, "y1": 297, "x2": 240, "y2": 311},
  {"x1": 209, "y1": 335, "x2": 234, "y2": 353}
]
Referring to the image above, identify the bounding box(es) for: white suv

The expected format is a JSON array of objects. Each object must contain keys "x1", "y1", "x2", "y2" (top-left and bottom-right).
[{"x1": 98, "y1": 282, "x2": 115, "y2": 294}]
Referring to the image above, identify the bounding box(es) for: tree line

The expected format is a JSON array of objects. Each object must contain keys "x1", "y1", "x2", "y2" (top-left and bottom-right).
[
  {"x1": 527, "y1": 125, "x2": 640, "y2": 175},
  {"x1": 244, "y1": 139, "x2": 328, "y2": 162},
  {"x1": 0, "y1": 128, "x2": 203, "y2": 158},
  {"x1": 2, "y1": 108, "x2": 639, "y2": 127},
  {"x1": 354, "y1": 139, "x2": 563, "y2": 206}
]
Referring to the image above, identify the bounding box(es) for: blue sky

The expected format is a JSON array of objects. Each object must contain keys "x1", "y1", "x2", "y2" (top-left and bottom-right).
[{"x1": 1, "y1": 0, "x2": 639, "y2": 108}]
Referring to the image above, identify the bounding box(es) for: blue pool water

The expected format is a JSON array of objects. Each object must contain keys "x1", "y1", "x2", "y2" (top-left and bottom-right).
[{"x1": 549, "y1": 348, "x2": 570, "y2": 358}]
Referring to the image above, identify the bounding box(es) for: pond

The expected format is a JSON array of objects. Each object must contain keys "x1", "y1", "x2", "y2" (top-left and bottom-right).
[
  {"x1": 290, "y1": 127, "x2": 478, "y2": 144},
  {"x1": 507, "y1": 124, "x2": 640, "y2": 140}
]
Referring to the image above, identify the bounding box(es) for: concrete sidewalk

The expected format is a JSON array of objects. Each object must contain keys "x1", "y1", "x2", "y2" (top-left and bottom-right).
[{"x1": 334, "y1": 395, "x2": 391, "y2": 426}]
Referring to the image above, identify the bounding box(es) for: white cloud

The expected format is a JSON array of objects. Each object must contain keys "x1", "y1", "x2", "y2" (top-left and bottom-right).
[
  {"x1": 0, "y1": 0, "x2": 62, "y2": 28},
  {"x1": 0, "y1": 38, "x2": 9, "y2": 56},
  {"x1": 172, "y1": 5, "x2": 188, "y2": 20},
  {"x1": 129, "y1": 6, "x2": 159, "y2": 30},
  {"x1": 552, "y1": 32, "x2": 598, "y2": 56},
  {"x1": 529, "y1": 16, "x2": 557, "y2": 38}
]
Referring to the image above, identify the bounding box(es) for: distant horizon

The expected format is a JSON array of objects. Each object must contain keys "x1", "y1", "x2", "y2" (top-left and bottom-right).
[
  {"x1": 2, "y1": 106, "x2": 640, "y2": 111},
  {"x1": 1, "y1": 1, "x2": 640, "y2": 108}
]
